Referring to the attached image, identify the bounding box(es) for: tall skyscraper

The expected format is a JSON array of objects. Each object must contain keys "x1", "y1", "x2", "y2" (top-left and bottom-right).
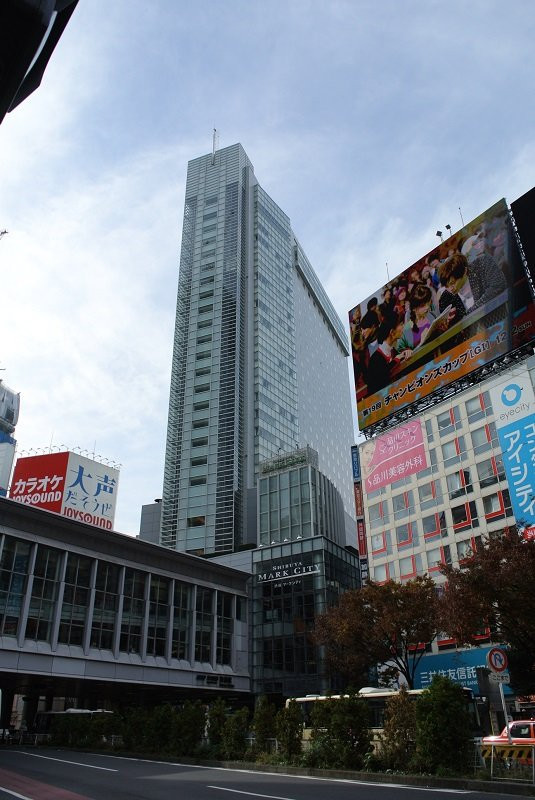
[{"x1": 161, "y1": 143, "x2": 355, "y2": 555}]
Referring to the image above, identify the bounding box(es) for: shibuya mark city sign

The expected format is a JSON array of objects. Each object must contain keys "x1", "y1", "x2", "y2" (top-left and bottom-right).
[
  {"x1": 10, "y1": 451, "x2": 119, "y2": 530},
  {"x1": 257, "y1": 560, "x2": 321, "y2": 584}
]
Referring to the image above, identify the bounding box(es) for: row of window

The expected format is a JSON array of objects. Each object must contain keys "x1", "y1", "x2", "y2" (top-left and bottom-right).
[{"x1": 0, "y1": 536, "x2": 243, "y2": 666}]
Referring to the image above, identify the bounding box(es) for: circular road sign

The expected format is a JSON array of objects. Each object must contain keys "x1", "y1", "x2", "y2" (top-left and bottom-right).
[{"x1": 487, "y1": 647, "x2": 508, "y2": 673}]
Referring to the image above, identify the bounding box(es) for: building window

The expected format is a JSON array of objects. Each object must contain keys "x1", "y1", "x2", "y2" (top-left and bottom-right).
[
  {"x1": 437, "y1": 406, "x2": 461, "y2": 437},
  {"x1": 58, "y1": 553, "x2": 92, "y2": 646},
  {"x1": 441, "y1": 436, "x2": 466, "y2": 467},
  {"x1": 422, "y1": 511, "x2": 447, "y2": 540},
  {"x1": 216, "y1": 592, "x2": 233, "y2": 666},
  {"x1": 482, "y1": 490, "x2": 512, "y2": 521},
  {"x1": 399, "y1": 555, "x2": 417, "y2": 579},
  {"x1": 187, "y1": 516, "x2": 205, "y2": 527},
  {"x1": 451, "y1": 500, "x2": 479, "y2": 532},
  {"x1": 425, "y1": 418, "x2": 434, "y2": 443},
  {"x1": 120, "y1": 569, "x2": 146, "y2": 655},
  {"x1": 396, "y1": 522, "x2": 415, "y2": 548},
  {"x1": 0, "y1": 537, "x2": 31, "y2": 637},
  {"x1": 418, "y1": 480, "x2": 442, "y2": 510},
  {"x1": 466, "y1": 392, "x2": 491, "y2": 423},
  {"x1": 426, "y1": 545, "x2": 451, "y2": 572},
  {"x1": 172, "y1": 581, "x2": 191, "y2": 660},
  {"x1": 91, "y1": 561, "x2": 119, "y2": 651},
  {"x1": 392, "y1": 490, "x2": 414, "y2": 520},
  {"x1": 446, "y1": 468, "x2": 473, "y2": 500},
  {"x1": 195, "y1": 587, "x2": 214, "y2": 663},
  {"x1": 26, "y1": 545, "x2": 62, "y2": 643},
  {"x1": 369, "y1": 501, "x2": 388, "y2": 529},
  {"x1": 477, "y1": 455, "x2": 505, "y2": 488},
  {"x1": 147, "y1": 576, "x2": 170, "y2": 658},
  {"x1": 192, "y1": 437, "x2": 208, "y2": 447},
  {"x1": 371, "y1": 532, "x2": 387, "y2": 555},
  {"x1": 373, "y1": 563, "x2": 390, "y2": 583}
]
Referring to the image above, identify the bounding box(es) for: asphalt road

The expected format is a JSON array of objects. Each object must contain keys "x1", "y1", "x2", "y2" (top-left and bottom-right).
[{"x1": 0, "y1": 748, "x2": 526, "y2": 800}]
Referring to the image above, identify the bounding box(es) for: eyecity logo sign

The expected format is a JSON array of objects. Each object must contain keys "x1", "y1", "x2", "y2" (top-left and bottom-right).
[{"x1": 501, "y1": 383, "x2": 522, "y2": 406}]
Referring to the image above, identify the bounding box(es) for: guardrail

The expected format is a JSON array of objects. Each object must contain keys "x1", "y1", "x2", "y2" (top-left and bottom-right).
[{"x1": 481, "y1": 743, "x2": 535, "y2": 785}]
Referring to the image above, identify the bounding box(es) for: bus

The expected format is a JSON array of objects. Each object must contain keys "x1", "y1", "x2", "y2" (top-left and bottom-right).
[
  {"x1": 33, "y1": 708, "x2": 113, "y2": 736},
  {"x1": 286, "y1": 686, "x2": 482, "y2": 745}
]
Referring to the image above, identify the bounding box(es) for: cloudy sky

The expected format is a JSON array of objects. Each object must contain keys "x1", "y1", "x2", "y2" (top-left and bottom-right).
[{"x1": 1, "y1": 0, "x2": 533, "y2": 535}]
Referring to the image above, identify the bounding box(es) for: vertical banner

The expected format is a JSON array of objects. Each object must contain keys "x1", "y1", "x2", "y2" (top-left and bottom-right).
[
  {"x1": 351, "y1": 445, "x2": 361, "y2": 481},
  {"x1": 490, "y1": 371, "x2": 535, "y2": 539}
]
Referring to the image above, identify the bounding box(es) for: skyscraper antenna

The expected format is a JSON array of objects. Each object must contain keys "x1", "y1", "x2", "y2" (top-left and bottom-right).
[{"x1": 211, "y1": 128, "x2": 218, "y2": 165}]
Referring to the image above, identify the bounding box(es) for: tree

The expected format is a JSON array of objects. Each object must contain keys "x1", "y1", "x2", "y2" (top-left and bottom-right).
[
  {"x1": 275, "y1": 700, "x2": 302, "y2": 761},
  {"x1": 314, "y1": 577, "x2": 440, "y2": 688},
  {"x1": 413, "y1": 675, "x2": 472, "y2": 775},
  {"x1": 207, "y1": 697, "x2": 228, "y2": 755},
  {"x1": 304, "y1": 695, "x2": 371, "y2": 770},
  {"x1": 252, "y1": 695, "x2": 277, "y2": 753},
  {"x1": 380, "y1": 686, "x2": 417, "y2": 771},
  {"x1": 221, "y1": 707, "x2": 249, "y2": 760},
  {"x1": 439, "y1": 529, "x2": 535, "y2": 694}
]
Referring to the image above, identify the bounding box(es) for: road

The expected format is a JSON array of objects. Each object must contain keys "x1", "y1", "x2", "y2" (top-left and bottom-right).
[{"x1": 0, "y1": 748, "x2": 524, "y2": 800}]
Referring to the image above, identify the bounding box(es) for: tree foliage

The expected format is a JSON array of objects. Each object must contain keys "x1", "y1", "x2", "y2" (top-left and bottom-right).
[
  {"x1": 303, "y1": 695, "x2": 371, "y2": 770},
  {"x1": 413, "y1": 676, "x2": 472, "y2": 774},
  {"x1": 379, "y1": 686, "x2": 417, "y2": 771},
  {"x1": 252, "y1": 695, "x2": 277, "y2": 753},
  {"x1": 314, "y1": 577, "x2": 440, "y2": 688},
  {"x1": 439, "y1": 529, "x2": 535, "y2": 694},
  {"x1": 275, "y1": 700, "x2": 302, "y2": 761},
  {"x1": 221, "y1": 707, "x2": 249, "y2": 760}
]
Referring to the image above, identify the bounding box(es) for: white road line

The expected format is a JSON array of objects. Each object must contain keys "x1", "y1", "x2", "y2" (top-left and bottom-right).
[
  {"x1": 10, "y1": 751, "x2": 118, "y2": 772},
  {"x1": 0, "y1": 788, "x2": 33, "y2": 800},
  {"x1": 91, "y1": 754, "x2": 471, "y2": 793},
  {"x1": 208, "y1": 788, "x2": 296, "y2": 800}
]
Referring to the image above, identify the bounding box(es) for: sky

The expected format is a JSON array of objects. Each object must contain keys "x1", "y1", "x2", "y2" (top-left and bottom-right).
[{"x1": 0, "y1": 0, "x2": 533, "y2": 536}]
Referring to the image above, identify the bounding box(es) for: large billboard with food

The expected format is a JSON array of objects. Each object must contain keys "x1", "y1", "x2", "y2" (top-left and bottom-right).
[{"x1": 350, "y1": 198, "x2": 535, "y2": 430}]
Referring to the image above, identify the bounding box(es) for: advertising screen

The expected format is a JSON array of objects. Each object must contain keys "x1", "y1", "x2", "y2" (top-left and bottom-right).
[
  {"x1": 10, "y1": 451, "x2": 119, "y2": 530},
  {"x1": 359, "y1": 419, "x2": 427, "y2": 493},
  {"x1": 350, "y1": 198, "x2": 535, "y2": 430}
]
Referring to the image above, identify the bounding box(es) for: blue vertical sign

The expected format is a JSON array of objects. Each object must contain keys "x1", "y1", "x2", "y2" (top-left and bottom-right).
[
  {"x1": 490, "y1": 371, "x2": 535, "y2": 539},
  {"x1": 351, "y1": 445, "x2": 361, "y2": 481}
]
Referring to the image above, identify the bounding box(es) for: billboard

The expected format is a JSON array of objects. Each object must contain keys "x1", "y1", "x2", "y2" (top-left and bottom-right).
[
  {"x1": 511, "y1": 186, "x2": 535, "y2": 284},
  {"x1": 359, "y1": 419, "x2": 428, "y2": 493},
  {"x1": 350, "y1": 198, "x2": 535, "y2": 430},
  {"x1": 489, "y1": 369, "x2": 535, "y2": 539},
  {"x1": 10, "y1": 451, "x2": 119, "y2": 530},
  {"x1": 414, "y1": 646, "x2": 512, "y2": 696}
]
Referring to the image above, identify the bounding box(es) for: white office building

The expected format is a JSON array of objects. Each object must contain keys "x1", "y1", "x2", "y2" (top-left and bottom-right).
[{"x1": 161, "y1": 143, "x2": 356, "y2": 556}]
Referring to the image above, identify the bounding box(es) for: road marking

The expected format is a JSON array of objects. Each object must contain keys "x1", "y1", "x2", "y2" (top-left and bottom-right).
[
  {"x1": 93, "y1": 754, "x2": 470, "y2": 793},
  {"x1": 10, "y1": 751, "x2": 118, "y2": 772},
  {"x1": 208, "y1": 788, "x2": 296, "y2": 800},
  {"x1": 0, "y1": 788, "x2": 33, "y2": 800}
]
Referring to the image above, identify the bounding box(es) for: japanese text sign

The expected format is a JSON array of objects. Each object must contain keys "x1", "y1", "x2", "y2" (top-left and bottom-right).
[
  {"x1": 360, "y1": 419, "x2": 428, "y2": 493},
  {"x1": 490, "y1": 371, "x2": 535, "y2": 539},
  {"x1": 10, "y1": 451, "x2": 119, "y2": 530}
]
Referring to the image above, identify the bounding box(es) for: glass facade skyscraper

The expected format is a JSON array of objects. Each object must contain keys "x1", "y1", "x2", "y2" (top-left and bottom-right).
[{"x1": 161, "y1": 144, "x2": 355, "y2": 556}]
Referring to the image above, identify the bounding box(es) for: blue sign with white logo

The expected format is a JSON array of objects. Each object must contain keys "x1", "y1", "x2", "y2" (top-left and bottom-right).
[{"x1": 501, "y1": 383, "x2": 522, "y2": 407}]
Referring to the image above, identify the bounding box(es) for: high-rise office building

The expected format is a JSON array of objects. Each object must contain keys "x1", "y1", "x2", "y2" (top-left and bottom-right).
[{"x1": 161, "y1": 143, "x2": 355, "y2": 556}]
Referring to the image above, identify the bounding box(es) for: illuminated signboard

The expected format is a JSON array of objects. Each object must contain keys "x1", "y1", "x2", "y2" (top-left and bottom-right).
[{"x1": 350, "y1": 198, "x2": 535, "y2": 430}]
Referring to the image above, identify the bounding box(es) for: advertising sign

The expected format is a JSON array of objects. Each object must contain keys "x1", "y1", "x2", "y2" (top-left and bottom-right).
[
  {"x1": 414, "y1": 646, "x2": 513, "y2": 696},
  {"x1": 357, "y1": 519, "x2": 367, "y2": 556},
  {"x1": 359, "y1": 419, "x2": 427, "y2": 493},
  {"x1": 10, "y1": 451, "x2": 119, "y2": 530},
  {"x1": 354, "y1": 483, "x2": 364, "y2": 517},
  {"x1": 489, "y1": 369, "x2": 535, "y2": 539},
  {"x1": 350, "y1": 198, "x2": 535, "y2": 430},
  {"x1": 351, "y1": 445, "x2": 361, "y2": 481}
]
